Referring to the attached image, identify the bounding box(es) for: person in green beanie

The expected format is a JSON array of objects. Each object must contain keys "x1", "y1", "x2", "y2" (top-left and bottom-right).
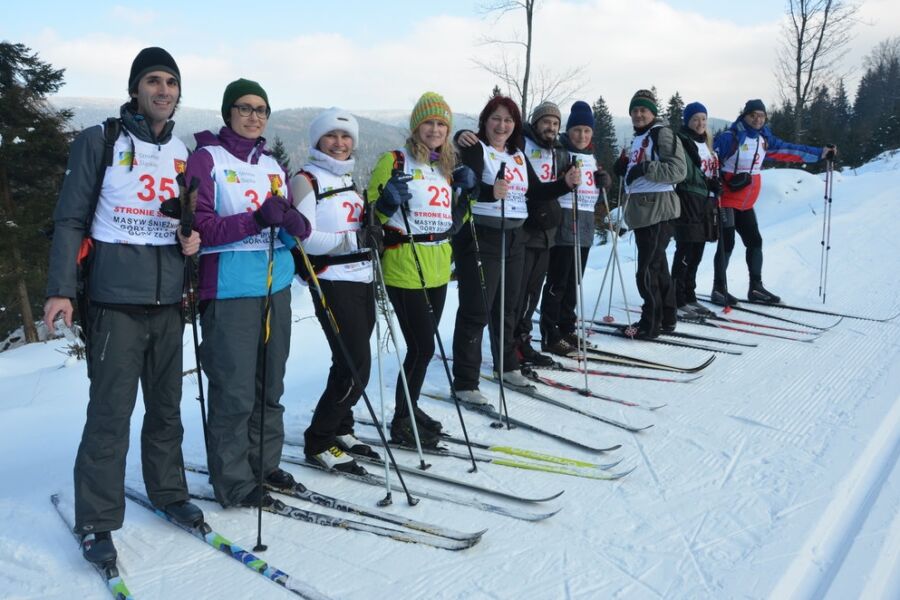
[{"x1": 185, "y1": 78, "x2": 310, "y2": 508}]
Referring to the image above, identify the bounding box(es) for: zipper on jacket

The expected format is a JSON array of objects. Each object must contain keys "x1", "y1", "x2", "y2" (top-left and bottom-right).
[{"x1": 155, "y1": 245, "x2": 162, "y2": 304}]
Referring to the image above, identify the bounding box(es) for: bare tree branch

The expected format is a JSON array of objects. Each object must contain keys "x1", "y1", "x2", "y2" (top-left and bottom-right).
[{"x1": 776, "y1": 0, "x2": 860, "y2": 138}]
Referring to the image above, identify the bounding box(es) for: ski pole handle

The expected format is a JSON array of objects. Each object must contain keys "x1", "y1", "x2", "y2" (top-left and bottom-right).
[{"x1": 497, "y1": 162, "x2": 506, "y2": 181}]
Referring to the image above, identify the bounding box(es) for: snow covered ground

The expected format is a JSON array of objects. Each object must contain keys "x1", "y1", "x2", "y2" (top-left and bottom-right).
[{"x1": 1, "y1": 157, "x2": 898, "y2": 599}]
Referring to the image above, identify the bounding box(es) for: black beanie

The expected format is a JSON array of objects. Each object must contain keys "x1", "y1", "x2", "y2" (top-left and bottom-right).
[
  {"x1": 741, "y1": 99, "x2": 766, "y2": 117},
  {"x1": 129, "y1": 47, "x2": 180, "y2": 94},
  {"x1": 566, "y1": 101, "x2": 594, "y2": 130}
]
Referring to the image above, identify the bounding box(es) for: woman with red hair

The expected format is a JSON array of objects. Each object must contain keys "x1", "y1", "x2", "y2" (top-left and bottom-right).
[{"x1": 451, "y1": 95, "x2": 576, "y2": 404}]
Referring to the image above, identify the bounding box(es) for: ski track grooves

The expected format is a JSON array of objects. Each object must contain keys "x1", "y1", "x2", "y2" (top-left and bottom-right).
[{"x1": 769, "y1": 391, "x2": 900, "y2": 599}]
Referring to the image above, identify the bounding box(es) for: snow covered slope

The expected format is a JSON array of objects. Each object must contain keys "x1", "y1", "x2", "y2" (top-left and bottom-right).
[{"x1": 1, "y1": 158, "x2": 898, "y2": 599}]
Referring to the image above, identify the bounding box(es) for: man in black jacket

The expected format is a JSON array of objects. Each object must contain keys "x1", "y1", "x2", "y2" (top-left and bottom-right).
[{"x1": 43, "y1": 47, "x2": 203, "y2": 566}]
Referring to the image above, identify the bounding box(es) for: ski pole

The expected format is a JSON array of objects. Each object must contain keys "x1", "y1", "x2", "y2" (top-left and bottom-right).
[
  {"x1": 253, "y1": 216, "x2": 275, "y2": 552},
  {"x1": 372, "y1": 280, "x2": 392, "y2": 505},
  {"x1": 175, "y1": 175, "x2": 209, "y2": 453},
  {"x1": 369, "y1": 234, "x2": 430, "y2": 472},
  {"x1": 569, "y1": 157, "x2": 589, "y2": 391},
  {"x1": 292, "y1": 236, "x2": 419, "y2": 506},
  {"x1": 820, "y1": 158, "x2": 834, "y2": 304},
  {"x1": 396, "y1": 176, "x2": 478, "y2": 472},
  {"x1": 496, "y1": 162, "x2": 511, "y2": 428}
]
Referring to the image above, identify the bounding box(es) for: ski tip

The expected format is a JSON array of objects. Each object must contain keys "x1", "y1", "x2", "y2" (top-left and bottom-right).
[
  {"x1": 649, "y1": 404, "x2": 667, "y2": 411},
  {"x1": 612, "y1": 465, "x2": 638, "y2": 479}
]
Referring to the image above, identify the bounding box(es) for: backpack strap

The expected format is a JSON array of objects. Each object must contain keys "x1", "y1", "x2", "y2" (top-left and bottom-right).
[{"x1": 295, "y1": 168, "x2": 356, "y2": 201}]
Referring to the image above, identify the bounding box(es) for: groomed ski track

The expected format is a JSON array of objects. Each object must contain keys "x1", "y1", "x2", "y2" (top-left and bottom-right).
[{"x1": 1, "y1": 162, "x2": 899, "y2": 598}]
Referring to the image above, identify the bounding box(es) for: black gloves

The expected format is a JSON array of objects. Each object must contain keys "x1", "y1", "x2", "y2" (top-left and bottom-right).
[
  {"x1": 356, "y1": 223, "x2": 384, "y2": 256},
  {"x1": 705, "y1": 177, "x2": 721, "y2": 195},
  {"x1": 613, "y1": 151, "x2": 629, "y2": 177},
  {"x1": 594, "y1": 169, "x2": 612, "y2": 190},
  {"x1": 625, "y1": 162, "x2": 647, "y2": 185}
]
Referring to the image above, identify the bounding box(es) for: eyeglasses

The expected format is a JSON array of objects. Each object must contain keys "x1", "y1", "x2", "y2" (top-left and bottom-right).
[{"x1": 232, "y1": 104, "x2": 270, "y2": 119}]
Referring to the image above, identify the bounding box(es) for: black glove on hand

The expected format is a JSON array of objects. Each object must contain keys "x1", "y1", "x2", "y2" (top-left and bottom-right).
[
  {"x1": 356, "y1": 223, "x2": 384, "y2": 256},
  {"x1": 625, "y1": 162, "x2": 647, "y2": 186},
  {"x1": 705, "y1": 176, "x2": 721, "y2": 195},
  {"x1": 376, "y1": 173, "x2": 413, "y2": 217},
  {"x1": 452, "y1": 165, "x2": 477, "y2": 194},
  {"x1": 613, "y1": 151, "x2": 629, "y2": 177},
  {"x1": 824, "y1": 144, "x2": 836, "y2": 161},
  {"x1": 594, "y1": 169, "x2": 612, "y2": 190},
  {"x1": 254, "y1": 194, "x2": 290, "y2": 229}
]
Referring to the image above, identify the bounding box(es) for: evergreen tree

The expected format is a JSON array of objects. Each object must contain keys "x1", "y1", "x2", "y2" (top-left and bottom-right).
[
  {"x1": 270, "y1": 136, "x2": 291, "y2": 172},
  {"x1": 0, "y1": 42, "x2": 72, "y2": 342},
  {"x1": 664, "y1": 92, "x2": 684, "y2": 130},
  {"x1": 492, "y1": 84, "x2": 503, "y2": 97},
  {"x1": 590, "y1": 96, "x2": 618, "y2": 239}
]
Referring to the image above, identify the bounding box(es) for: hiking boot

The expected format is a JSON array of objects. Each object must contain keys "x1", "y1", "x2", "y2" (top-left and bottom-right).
[
  {"x1": 163, "y1": 500, "x2": 204, "y2": 527},
  {"x1": 542, "y1": 337, "x2": 578, "y2": 358},
  {"x1": 710, "y1": 288, "x2": 739, "y2": 306},
  {"x1": 238, "y1": 486, "x2": 277, "y2": 509},
  {"x1": 81, "y1": 531, "x2": 117, "y2": 565},
  {"x1": 413, "y1": 406, "x2": 443, "y2": 435},
  {"x1": 517, "y1": 336, "x2": 556, "y2": 367},
  {"x1": 306, "y1": 446, "x2": 367, "y2": 475},
  {"x1": 390, "y1": 415, "x2": 440, "y2": 448},
  {"x1": 494, "y1": 369, "x2": 535, "y2": 390},
  {"x1": 336, "y1": 433, "x2": 381, "y2": 459},
  {"x1": 455, "y1": 389, "x2": 490, "y2": 405},
  {"x1": 265, "y1": 468, "x2": 305, "y2": 492},
  {"x1": 748, "y1": 281, "x2": 781, "y2": 304}
]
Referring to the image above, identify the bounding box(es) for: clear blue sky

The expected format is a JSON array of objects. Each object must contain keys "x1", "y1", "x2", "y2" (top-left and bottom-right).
[{"x1": 4, "y1": 0, "x2": 895, "y2": 116}]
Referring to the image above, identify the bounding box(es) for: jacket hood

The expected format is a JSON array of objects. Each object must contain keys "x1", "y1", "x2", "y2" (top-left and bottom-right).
[{"x1": 120, "y1": 103, "x2": 175, "y2": 144}]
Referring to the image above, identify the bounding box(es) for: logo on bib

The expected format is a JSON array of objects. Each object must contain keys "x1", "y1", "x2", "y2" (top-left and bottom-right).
[
  {"x1": 174, "y1": 159, "x2": 186, "y2": 174},
  {"x1": 118, "y1": 151, "x2": 135, "y2": 167},
  {"x1": 412, "y1": 169, "x2": 424, "y2": 180},
  {"x1": 224, "y1": 169, "x2": 241, "y2": 184},
  {"x1": 530, "y1": 149, "x2": 542, "y2": 159},
  {"x1": 268, "y1": 173, "x2": 283, "y2": 190},
  {"x1": 513, "y1": 155, "x2": 524, "y2": 166}
]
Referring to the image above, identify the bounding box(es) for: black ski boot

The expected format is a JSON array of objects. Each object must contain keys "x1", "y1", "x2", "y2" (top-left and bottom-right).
[
  {"x1": 390, "y1": 415, "x2": 440, "y2": 448},
  {"x1": 623, "y1": 320, "x2": 659, "y2": 340},
  {"x1": 81, "y1": 531, "x2": 117, "y2": 565},
  {"x1": 238, "y1": 485, "x2": 277, "y2": 509},
  {"x1": 163, "y1": 500, "x2": 204, "y2": 526},
  {"x1": 265, "y1": 467, "x2": 306, "y2": 492},
  {"x1": 710, "y1": 287, "x2": 739, "y2": 306},
  {"x1": 516, "y1": 335, "x2": 555, "y2": 367},
  {"x1": 413, "y1": 406, "x2": 443, "y2": 435},
  {"x1": 748, "y1": 281, "x2": 781, "y2": 304}
]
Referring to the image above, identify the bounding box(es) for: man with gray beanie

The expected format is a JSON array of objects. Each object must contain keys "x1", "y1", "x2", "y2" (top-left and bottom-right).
[{"x1": 43, "y1": 46, "x2": 203, "y2": 567}]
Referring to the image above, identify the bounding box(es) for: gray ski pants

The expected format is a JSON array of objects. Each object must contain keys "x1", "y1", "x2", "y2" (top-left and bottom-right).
[
  {"x1": 200, "y1": 288, "x2": 291, "y2": 506},
  {"x1": 74, "y1": 304, "x2": 189, "y2": 534}
]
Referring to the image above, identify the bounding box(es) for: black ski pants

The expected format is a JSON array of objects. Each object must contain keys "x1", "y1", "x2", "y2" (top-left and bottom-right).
[
  {"x1": 634, "y1": 222, "x2": 676, "y2": 334},
  {"x1": 451, "y1": 224, "x2": 525, "y2": 391},
  {"x1": 539, "y1": 244, "x2": 590, "y2": 343},
  {"x1": 714, "y1": 207, "x2": 763, "y2": 290},
  {"x1": 513, "y1": 245, "x2": 550, "y2": 339},
  {"x1": 387, "y1": 284, "x2": 447, "y2": 418},
  {"x1": 305, "y1": 279, "x2": 375, "y2": 455},
  {"x1": 74, "y1": 304, "x2": 189, "y2": 534},
  {"x1": 672, "y1": 241, "x2": 708, "y2": 306},
  {"x1": 201, "y1": 288, "x2": 292, "y2": 507}
]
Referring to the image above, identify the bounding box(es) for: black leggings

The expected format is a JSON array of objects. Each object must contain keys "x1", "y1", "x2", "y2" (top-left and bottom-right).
[
  {"x1": 672, "y1": 241, "x2": 707, "y2": 305},
  {"x1": 634, "y1": 222, "x2": 676, "y2": 333},
  {"x1": 714, "y1": 207, "x2": 763, "y2": 289},
  {"x1": 386, "y1": 285, "x2": 447, "y2": 418}
]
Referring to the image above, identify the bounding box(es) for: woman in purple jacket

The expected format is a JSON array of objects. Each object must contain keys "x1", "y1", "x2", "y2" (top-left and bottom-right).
[{"x1": 185, "y1": 78, "x2": 309, "y2": 508}]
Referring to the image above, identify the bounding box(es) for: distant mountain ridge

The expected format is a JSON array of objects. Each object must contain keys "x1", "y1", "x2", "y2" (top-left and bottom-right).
[{"x1": 50, "y1": 97, "x2": 732, "y2": 175}]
